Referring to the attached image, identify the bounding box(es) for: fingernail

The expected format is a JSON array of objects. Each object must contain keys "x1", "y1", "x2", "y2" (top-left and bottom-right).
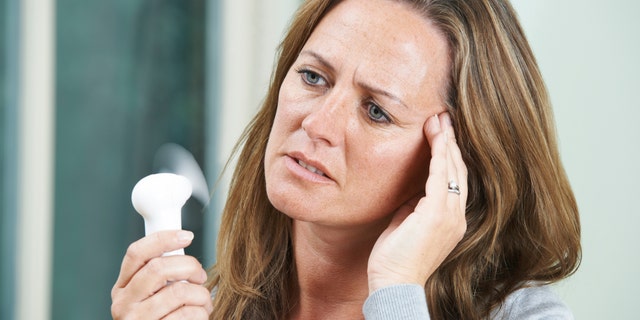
[{"x1": 177, "y1": 230, "x2": 194, "y2": 243}]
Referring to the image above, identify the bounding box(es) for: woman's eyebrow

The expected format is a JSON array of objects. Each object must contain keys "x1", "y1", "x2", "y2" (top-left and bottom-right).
[
  {"x1": 299, "y1": 50, "x2": 336, "y2": 74},
  {"x1": 358, "y1": 82, "x2": 409, "y2": 110}
]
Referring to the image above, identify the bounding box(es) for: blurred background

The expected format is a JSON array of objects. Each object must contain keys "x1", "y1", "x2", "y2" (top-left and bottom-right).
[{"x1": 0, "y1": 0, "x2": 638, "y2": 319}]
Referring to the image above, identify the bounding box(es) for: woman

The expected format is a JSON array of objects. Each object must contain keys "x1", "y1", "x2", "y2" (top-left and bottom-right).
[{"x1": 111, "y1": 0, "x2": 580, "y2": 319}]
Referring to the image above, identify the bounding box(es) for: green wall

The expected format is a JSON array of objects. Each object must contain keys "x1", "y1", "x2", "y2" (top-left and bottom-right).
[{"x1": 53, "y1": 1, "x2": 207, "y2": 318}]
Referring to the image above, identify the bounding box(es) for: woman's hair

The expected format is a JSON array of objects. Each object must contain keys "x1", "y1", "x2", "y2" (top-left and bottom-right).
[{"x1": 206, "y1": 0, "x2": 581, "y2": 319}]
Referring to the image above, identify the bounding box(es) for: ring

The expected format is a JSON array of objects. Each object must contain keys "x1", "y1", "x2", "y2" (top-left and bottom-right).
[{"x1": 447, "y1": 180, "x2": 461, "y2": 195}]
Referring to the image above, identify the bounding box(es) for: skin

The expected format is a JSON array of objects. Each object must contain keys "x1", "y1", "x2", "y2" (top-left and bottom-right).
[{"x1": 111, "y1": 0, "x2": 467, "y2": 319}]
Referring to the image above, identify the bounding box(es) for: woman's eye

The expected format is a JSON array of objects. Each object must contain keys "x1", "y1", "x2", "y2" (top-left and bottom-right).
[
  {"x1": 298, "y1": 69, "x2": 326, "y2": 86},
  {"x1": 367, "y1": 103, "x2": 391, "y2": 123}
]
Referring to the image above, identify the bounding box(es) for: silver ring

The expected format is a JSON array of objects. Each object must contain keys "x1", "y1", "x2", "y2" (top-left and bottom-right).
[{"x1": 447, "y1": 180, "x2": 461, "y2": 195}]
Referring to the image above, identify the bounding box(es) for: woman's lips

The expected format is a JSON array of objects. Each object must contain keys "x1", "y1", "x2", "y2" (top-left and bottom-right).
[{"x1": 285, "y1": 153, "x2": 334, "y2": 183}]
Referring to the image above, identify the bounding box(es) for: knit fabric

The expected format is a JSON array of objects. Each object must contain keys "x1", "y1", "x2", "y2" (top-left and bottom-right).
[{"x1": 363, "y1": 283, "x2": 573, "y2": 319}]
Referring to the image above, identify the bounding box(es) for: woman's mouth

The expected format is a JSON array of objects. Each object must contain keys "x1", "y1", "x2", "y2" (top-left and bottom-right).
[{"x1": 296, "y1": 159, "x2": 327, "y2": 177}]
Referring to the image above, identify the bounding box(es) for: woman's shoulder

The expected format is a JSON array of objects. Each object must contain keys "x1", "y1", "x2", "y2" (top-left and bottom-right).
[{"x1": 491, "y1": 284, "x2": 574, "y2": 319}]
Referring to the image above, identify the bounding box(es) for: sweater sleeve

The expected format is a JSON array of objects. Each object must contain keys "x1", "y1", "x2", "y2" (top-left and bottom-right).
[
  {"x1": 362, "y1": 283, "x2": 572, "y2": 320},
  {"x1": 490, "y1": 285, "x2": 574, "y2": 320},
  {"x1": 362, "y1": 284, "x2": 430, "y2": 320}
]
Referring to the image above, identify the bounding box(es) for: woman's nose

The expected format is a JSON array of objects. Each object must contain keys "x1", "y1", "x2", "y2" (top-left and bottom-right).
[{"x1": 300, "y1": 91, "x2": 350, "y2": 147}]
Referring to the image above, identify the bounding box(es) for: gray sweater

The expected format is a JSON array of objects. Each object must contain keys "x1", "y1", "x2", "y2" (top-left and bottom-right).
[{"x1": 362, "y1": 284, "x2": 573, "y2": 319}]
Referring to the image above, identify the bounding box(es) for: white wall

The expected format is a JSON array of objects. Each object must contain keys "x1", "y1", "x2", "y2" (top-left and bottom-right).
[
  {"x1": 210, "y1": 0, "x2": 299, "y2": 262},
  {"x1": 511, "y1": 1, "x2": 640, "y2": 319},
  {"x1": 217, "y1": 0, "x2": 299, "y2": 163},
  {"x1": 16, "y1": 1, "x2": 55, "y2": 319}
]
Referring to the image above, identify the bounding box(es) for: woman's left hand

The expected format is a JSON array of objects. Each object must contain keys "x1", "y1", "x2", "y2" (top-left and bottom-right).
[{"x1": 367, "y1": 112, "x2": 468, "y2": 293}]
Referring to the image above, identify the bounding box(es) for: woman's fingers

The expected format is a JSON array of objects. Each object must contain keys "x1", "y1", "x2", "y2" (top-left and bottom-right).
[
  {"x1": 145, "y1": 282, "x2": 213, "y2": 318},
  {"x1": 163, "y1": 305, "x2": 211, "y2": 320},
  {"x1": 424, "y1": 113, "x2": 466, "y2": 205},
  {"x1": 114, "y1": 230, "x2": 194, "y2": 290},
  {"x1": 423, "y1": 114, "x2": 449, "y2": 200},
  {"x1": 120, "y1": 254, "x2": 208, "y2": 303},
  {"x1": 440, "y1": 112, "x2": 468, "y2": 210},
  {"x1": 419, "y1": 111, "x2": 468, "y2": 257},
  {"x1": 112, "y1": 281, "x2": 212, "y2": 319},
  {"x1": 111, "y1": 230, "x2": 212, "y2": 320}
]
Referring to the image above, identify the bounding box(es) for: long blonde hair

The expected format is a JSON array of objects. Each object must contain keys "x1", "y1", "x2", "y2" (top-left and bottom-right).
[{"x1": 207, "y1": 1, "x2": 581, "y2": 319}]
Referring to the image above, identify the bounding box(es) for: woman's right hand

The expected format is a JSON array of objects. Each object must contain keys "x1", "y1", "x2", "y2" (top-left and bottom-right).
[
  {"x1": 367, "y1": 113, "x2": 468, "y2": 293},
  {"x1": 111, "y1": 230, "x2": 213, "y2": 319}
]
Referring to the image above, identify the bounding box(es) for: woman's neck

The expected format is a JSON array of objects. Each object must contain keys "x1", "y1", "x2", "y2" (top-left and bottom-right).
[{"x1": 288, "y1": 220, "x2": 386, "y2": 320}]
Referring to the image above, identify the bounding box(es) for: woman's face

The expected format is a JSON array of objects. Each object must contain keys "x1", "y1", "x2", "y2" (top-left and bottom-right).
[{"x1": 264, "y1": 0, "x2": 450, "y2": 228}]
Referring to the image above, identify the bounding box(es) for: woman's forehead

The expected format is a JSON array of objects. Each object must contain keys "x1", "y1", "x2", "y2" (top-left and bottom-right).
[{"x1": 301, "y1": 0, "x2": 450, "y2": 111}]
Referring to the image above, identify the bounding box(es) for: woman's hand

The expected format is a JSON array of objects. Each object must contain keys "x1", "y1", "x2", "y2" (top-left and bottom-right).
[
  {"x1": 111, "y1": 230, "x2": 213, "y2": 319},
  {"x1": 367, "y1": 112, "x2": 468, "y2": 293}
]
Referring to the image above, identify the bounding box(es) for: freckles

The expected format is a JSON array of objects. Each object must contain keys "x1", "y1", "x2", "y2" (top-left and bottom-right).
[
  {"x1": 370, "y1": 136, "x2": 422, "y2": 162},
  {"x1": 277, "y1": 91, "x2": 313, "y2": 124},
  {"x1": 274, "y1": 102, "x2": 303, "y2": 133},
  {"x1": 368, "y1": 137, "x2": 428, "y2": 180},
  {"x1": 348, "y1": 142, "x2": 409, "y2": 186}
]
